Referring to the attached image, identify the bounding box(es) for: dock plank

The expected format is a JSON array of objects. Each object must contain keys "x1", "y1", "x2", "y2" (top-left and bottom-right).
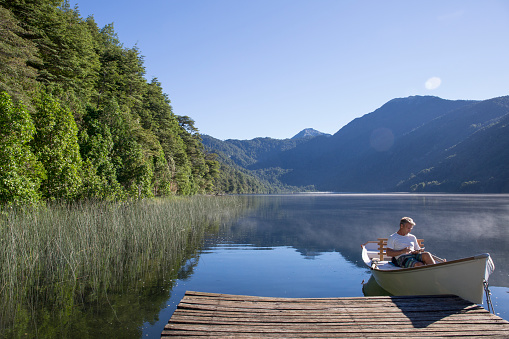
[{"x1": 161, "y1": 291, "x2": 509, "y2": 338}]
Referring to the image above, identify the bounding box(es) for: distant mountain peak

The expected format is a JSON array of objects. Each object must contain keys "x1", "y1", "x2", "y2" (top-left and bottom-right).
[{"x1": 292, "y1": 128, "x2": 331, "y2": 139}]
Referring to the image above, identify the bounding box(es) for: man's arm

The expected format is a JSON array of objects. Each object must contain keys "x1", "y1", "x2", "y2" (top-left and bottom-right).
[{"x1": 386, "y1": 247, "x2": 411, "y2": 257}]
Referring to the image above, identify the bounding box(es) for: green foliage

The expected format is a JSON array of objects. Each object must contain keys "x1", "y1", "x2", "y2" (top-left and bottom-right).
[
  {"x1": 0, "y1": 92, "x2": 43, "y2": 204},
  {"x1": 0, "y1": 6, "x2": 40, "y2": 106},
  {"x1": 78, "y1": 112, "x2": 123, "y2": 199},
  {"x1": 0, "y1": 2, "x2": 230, "y2": 204},
  {"x1": 1, "y1": 0, "x2": 100, "y2": 102},
  {"x1": 31, "y1": 92, "x2": 82, "y2": 200},
  {"x1": 177, "y1": 116, "x2": 214, "y2": 194},
  {"x1": 213, "y1": 162, "x2": 271, "y2": 194}
]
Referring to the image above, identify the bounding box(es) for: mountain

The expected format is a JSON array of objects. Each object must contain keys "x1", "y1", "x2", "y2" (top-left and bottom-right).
[
  {"x1": 394, "y1": 97, "x2": 509, "y2": 192},
  {"x1": 202, "y1": 128, "x2": 328, "y2": 169},
  {"x1": 203, "y1": 95, "x2": 509, "y2": 193},
  {"x1": 292, "y1": 128, "x2": 331, "y2": 139},
  {"x1": 201, "y1": 134, "x2": 318, "y2": 192}
]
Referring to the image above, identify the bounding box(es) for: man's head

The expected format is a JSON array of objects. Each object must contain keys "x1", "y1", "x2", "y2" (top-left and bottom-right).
[
  {"x1": 399, "y1": 217, "x2": 415, "y2": 235},
  {"x1": 400, "y1": 217, "x2": 415, "y2": 226}
]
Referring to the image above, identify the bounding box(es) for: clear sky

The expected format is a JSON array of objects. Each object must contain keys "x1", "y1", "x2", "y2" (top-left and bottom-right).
[{"x1": 72, "y1": 0, "x2": 509, "y2": 140}]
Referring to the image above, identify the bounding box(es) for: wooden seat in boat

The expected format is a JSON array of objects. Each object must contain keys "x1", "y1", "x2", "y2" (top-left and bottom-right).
[{"x1": 372, "y1": 238, "x2": 424, "y2": 261}]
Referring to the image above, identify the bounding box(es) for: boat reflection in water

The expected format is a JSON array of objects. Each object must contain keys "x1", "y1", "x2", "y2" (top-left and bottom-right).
[{"x1": 362, "y1": 275, "x2": 392, "y2": 297}]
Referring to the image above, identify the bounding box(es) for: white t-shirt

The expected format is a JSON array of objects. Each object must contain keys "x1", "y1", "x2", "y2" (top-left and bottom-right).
[{"x1": 387, "y1": 232, "x2": 421, "y2": 258}]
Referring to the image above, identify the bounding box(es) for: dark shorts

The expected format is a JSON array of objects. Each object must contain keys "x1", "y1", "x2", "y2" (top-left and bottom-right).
[{"x1": 394, "y1": 253, "x2": 423, "y2": 268}]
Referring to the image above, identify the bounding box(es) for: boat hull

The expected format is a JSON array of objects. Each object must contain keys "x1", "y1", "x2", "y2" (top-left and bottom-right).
[
  {"x1": 361, "y1": 243, "x2": 495, "y2": 304},
  {"x1": 370, "y1": 254, "x2": 493, "y2": 304}
]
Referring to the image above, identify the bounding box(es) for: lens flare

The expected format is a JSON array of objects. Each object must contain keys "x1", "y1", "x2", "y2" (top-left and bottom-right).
[{"x1": 425, "y1": 77, "x2": 442, "y2": 90}]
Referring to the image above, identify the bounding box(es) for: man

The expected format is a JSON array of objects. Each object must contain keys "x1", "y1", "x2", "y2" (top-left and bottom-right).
[{"x1": 386, "y1": 217, "x2": 436, "y2": 267}]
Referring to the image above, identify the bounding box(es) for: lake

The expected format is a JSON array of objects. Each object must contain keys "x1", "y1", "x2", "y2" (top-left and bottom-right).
[{"x1": 142, "y1": 193, "x2": 509, "y2": 337}]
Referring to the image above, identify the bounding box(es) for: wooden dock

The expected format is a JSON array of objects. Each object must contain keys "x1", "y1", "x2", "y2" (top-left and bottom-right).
[{"x1": 162, "y1": 291, "x2": 509, "y2": 337}]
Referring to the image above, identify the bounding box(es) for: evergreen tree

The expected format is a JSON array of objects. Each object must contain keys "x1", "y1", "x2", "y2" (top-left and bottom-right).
[
  {"x1": 0, "y1": 7, "x2": 40, "y2": 107},
  {"x1": 1, "y1": 0, "x2": 100, "y2": 102},
  {"x1": 177, "y1": 115, "x2": 215, "y2": 194}
]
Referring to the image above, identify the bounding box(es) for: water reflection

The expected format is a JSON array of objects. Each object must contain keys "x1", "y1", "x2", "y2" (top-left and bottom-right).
[
  {"x1": 362, "y1": 275, "x2": 392, "y2": 297},
  {"x1": 208, "y1": 194, "x2": 509, "y2": 287}
]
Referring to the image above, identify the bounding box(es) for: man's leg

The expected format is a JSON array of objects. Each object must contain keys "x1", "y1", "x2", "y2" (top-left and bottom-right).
[{"x1": 421, "y1": 252, "x2": 436, "y2": 265}]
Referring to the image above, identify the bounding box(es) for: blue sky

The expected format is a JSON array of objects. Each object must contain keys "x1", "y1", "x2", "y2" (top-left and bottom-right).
[{"x1": 72, "y1": 0, "x2": 509, "y2": 140}]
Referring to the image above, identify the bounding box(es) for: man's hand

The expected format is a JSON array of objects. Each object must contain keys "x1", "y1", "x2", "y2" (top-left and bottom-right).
[{"x1": 411, "y1": 247, "x2": 425, "y2": 254}]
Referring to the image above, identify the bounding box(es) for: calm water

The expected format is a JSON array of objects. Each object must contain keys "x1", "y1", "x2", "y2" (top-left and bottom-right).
[{"x1": 142, "y1": 193, "x2": 509, "y2": 337}]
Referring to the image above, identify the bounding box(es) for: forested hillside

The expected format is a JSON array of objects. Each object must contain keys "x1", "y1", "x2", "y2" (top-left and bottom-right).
[
  {"x1": 202, "y1": 135, "x2": 316, "y2": 193},
  {"x1": 205, "y1": 96, "x2": 509, "y2": 193},
  {"x1": 394, "y1": 96, "x2": 509, "y2": 192},
  {"x1": 0, "y1": 1, "x2": 223, "y2": 204}
]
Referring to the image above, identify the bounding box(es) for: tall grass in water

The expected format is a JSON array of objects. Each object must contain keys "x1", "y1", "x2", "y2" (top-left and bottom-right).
[{"x1": 0, "y1": 196, "x2": 244, "y2": 336}]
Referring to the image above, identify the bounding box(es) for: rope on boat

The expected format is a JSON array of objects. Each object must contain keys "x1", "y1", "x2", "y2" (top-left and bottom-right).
[{"x1": 483, "y1": 279, "x2": 495, "y2": 314}]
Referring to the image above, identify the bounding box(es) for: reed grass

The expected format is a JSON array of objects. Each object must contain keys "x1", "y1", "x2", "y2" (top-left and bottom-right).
[{"x1": 0, "y1": 195, "x2": 245, "y2": 336}]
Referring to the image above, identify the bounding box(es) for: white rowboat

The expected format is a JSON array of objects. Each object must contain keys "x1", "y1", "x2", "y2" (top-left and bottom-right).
[{"x1": 362, "y1": 240, "x2": 495, "y2": 304}]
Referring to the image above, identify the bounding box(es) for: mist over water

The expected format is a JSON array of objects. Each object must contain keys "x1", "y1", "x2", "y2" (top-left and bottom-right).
[{"x1": 211, "y1": 194, "x2": 509, "y2": 276}]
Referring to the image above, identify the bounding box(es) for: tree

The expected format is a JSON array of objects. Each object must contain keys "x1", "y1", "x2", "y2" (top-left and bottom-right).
[
  {"x1": 1, "y1": 0, "x2": 100, "y2": 103},
  {"x1": 94, "y1": 23, "x2": 145, "y2": 112},
  {"x1": 92, "y1": 99, "x2": 154, "y2": 198},
  {"x1": 31, "y1": 92, "x2": 82, "y2": 200},
  {"x1": 0, "y1": 7, "x2": 40, "y2": 107},
  {"x1": 79, "y1": 112, "x2": 124, "y2": 200},
  {"x1": 0, "y1": 92, "x2": 43, "y2": 204},
  {"x1": 177, "y1": 116, "x2": 217, "y2": 194},
  {"x1": 138, "y1": 79, "x2": 185, "y2": 194}
]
